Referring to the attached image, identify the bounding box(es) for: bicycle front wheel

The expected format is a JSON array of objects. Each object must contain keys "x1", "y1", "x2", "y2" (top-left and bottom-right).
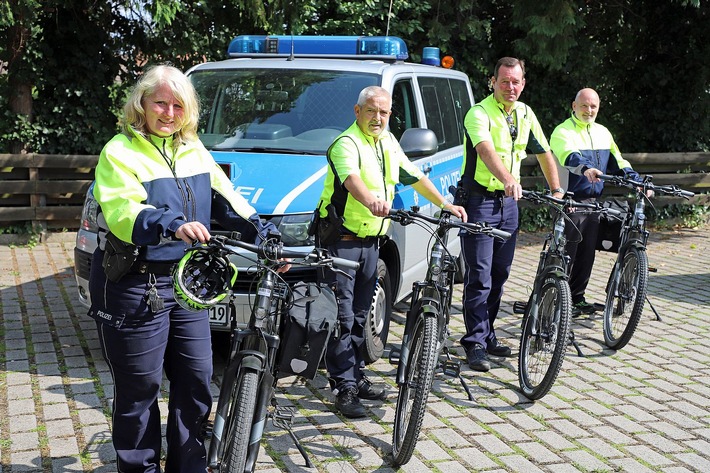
[
  {"x1": 392, "y1": 314, "x2": 438, "y2": 466},
  {"x1": 518, "y1": 276, "x2": 572, "y2": 400},
  {"x1": 603, "y1": 247, "x2": 648, "y2": 350},
  {"x1": 222, "y1": 369, "x2": 259, "y2": 473}
]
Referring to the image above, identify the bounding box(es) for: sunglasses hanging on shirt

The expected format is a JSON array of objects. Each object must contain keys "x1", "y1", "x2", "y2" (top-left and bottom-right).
[{"x1": 505, "y1": 112, "x2": 518, "y2": 142}]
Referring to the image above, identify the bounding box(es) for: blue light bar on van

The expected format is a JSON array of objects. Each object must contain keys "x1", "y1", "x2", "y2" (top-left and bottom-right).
[{"x1": 227, "y1": 35, "x2": 409, "y2": 61}]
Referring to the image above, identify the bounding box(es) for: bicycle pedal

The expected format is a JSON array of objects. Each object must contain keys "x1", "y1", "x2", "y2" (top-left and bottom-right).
[
  {"x1": 441, "y1": 359, "x2": 461, "y2": 377},
  {"x1": 513, "y1": 301, "x2": 527, "y2": 314},
  {"x1": 201, "y1": 419, "x2": 214, "y2": 439},
  {"x1": 272, "y1": 406, "x2": 296, "y2": 429},
  {"x1": 389, "y1": 348, "x2": 401, "y2": 365}
]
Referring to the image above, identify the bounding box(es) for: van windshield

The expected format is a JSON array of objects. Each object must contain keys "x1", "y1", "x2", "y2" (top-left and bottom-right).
[{"x1": 190, "y1": 69, "x2": 378, "y2": 154}]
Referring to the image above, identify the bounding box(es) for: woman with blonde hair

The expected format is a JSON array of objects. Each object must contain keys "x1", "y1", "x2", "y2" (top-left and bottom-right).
[{"x1": 88, "y1": 64, "x2": 274, "y2": 472}]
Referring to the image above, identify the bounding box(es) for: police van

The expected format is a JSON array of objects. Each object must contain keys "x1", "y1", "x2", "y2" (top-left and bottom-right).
[{"x1": 74, "y1": 34, "x2": 474, "y2": 363}]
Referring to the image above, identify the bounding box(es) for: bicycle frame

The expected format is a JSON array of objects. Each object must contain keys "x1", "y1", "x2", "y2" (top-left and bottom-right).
[
  {"x1": 519, "y1": 190, "x2": 625, "y2": 315},
  {"x1": 390, "y1": 209, "x2": 510, "y2": 388},
  {"x1": 600, "y1": 173, "x2": 692, "y2": 281},
  {"x1": 595, "y1": 174, "x2": 692, "y2": 349},
  {"x1": 208, "y1": 259, "x2": 288, "y2": 471},
  {"x1": 389, "y1": 208, "x2": 509, "y2": 465},
  {"x1": 396, "y1": 218, "x2": 455, "y2": 387},
  {"x1": 516, "y1": 191, "x2": 583, "y2": 320},
  {"x1": 515, "y1": 190, "x2": 613, "y2": 399},
  {"x1": 604, "y1": 185, "x2": 650, "y2": 308},
  {"x1": 618, "y1": 181, "x2": 650, "y2": 253},
  {"x1": 528, "y1": 206, "x2": 570, "y2": 310},
  {"x1": 201, "y1": 234, "x2": 359, "y2": 472}
]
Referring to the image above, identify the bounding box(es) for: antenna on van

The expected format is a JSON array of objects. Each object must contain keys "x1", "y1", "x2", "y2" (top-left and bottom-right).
[
  {"x1": 386, "y1": 0, "x2": 394, "y2": 36},
  {"x1": 288, "y1": 31, "x2": 295, "y2": 61}
]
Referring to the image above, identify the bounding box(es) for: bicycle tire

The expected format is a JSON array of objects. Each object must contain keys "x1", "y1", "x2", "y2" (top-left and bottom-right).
[
  {"x1": 518, "y1": 276, "x2": 572, "y2": 400},
  {"x1": 364, "y1": 259, "x2": 392, "y2": 364},
  {"x1": 603, "y1": 246, "x2": 648, "y2": 350},
  {"x1": 391, "y1": 313, "x2": 438, "y2": 466},
  {"x1": 222, "y1": 369, "x2": 259, "y2": 473}
]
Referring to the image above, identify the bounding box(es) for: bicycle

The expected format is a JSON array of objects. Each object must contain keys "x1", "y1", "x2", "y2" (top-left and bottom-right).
[
  {"x1": 596, "y1": 174, "x2": 694, "y2": 350},
  {"x1": 174, "y1": 233, "x2": 359, "y2": 473},
  {"x1": 513, "y1": 190, "x2": 623, "y2": 400},
  {"x1": 386, "y1": 207, "x2": 510, "y2": 466}
]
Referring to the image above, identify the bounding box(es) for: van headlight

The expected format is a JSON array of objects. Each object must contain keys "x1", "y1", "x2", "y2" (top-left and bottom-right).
[
  {"x1": 271, "y1": 214, "x2": 315, "y2": 247},
  {"x1": 80, "y1": 184, "x2": 99, "y2": 233}
]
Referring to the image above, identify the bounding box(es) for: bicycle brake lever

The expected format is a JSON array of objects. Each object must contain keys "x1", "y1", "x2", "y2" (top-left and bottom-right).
[
  {"x1": 330, "y1": 266, "x2": 355, "y2": 280},
  {"x1": 304, "y1": 249, "x2": 356, "y2": 280}
]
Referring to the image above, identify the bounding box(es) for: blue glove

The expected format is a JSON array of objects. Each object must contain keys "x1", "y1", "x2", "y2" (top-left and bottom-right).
[
  {"x1": 623, "y1": 167, "x2": 641, "y2": 183},
  {"x1": 248, "y1": 213, "x2": 280, "y2": 245}
]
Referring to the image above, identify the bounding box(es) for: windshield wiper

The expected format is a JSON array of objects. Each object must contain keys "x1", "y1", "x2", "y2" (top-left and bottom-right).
[{"x1": 210, "y1": 146, "x2": 323, "y2": 155}]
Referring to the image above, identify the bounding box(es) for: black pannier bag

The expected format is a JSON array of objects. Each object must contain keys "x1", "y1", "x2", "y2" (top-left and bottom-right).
[
  {"x1": 596, "y1": 198, "x2": 630, "y2": 253},
  {"x1": 277, "y1": 282, "x2": 338, "y2": 379}
]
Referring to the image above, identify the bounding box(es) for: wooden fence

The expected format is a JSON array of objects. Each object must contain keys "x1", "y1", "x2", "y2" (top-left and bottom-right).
[
  {"x1": 0, "y1": 154, "x2": 95, "y2": 232},
  {"x1": 1, "y1": 152, "x2": 708, "y2": 234},
  {"x1": 522, "y1": 152, "x2": 710, "y2": 193}
]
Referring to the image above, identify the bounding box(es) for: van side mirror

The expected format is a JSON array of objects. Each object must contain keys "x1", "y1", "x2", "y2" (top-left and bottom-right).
[{"x1": 399, "y1": 128, "x2": 439, "y2": 158}]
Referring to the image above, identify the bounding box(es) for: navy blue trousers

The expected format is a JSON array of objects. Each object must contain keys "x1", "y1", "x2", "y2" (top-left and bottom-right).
[
  {"x1": 321, "y1": 239, "x2": 378, "y2": 394},
  {"x1": 460, "y1": 195, "x2": 519, "y2": 353},
  {"x1": 89, "y1": 252, "x2": 212, "y2": 473}
]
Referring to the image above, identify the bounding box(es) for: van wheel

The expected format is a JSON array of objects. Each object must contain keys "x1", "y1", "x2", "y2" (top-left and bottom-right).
[{"x1": 363, "y1": 259, "x2": 392, "y2": 364}]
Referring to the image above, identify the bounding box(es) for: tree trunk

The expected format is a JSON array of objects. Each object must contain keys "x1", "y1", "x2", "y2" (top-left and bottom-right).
[{"x1": 7, "y1": 24, "x2": 33, "y2": 154}]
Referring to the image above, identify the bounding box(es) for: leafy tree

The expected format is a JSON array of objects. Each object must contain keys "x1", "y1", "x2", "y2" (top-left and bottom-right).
[
  {"x1": 508, "y1": 0, "x2": 708, "y2": 152},
  {"x1": 1, "y1": 0, "x2": 42, "y2": 153},
  {"x1": 0, "y1": 0, "x2": 266, "y2": 154},
  {"x1": 0, "y1": 0, "x2": 707, "y2": 154}
]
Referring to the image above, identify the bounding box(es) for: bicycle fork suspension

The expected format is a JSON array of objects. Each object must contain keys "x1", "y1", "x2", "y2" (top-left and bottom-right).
[
  {"x1": 243, "y1": 368, "x2": 274, "y2": 472},
  {"x1": 207, "y1": 359, "x2": 240, "y2": 469},
  {"x1": 207, "y1": 349, "x2": 265, "y2": 471},
  {"x1": 396, "y1": 300, "x2": 438, "y2": 385}
]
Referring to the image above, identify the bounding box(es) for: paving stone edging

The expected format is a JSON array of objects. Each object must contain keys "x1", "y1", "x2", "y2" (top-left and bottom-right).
[{"x1": 0, "y1": 227, "x2": 708, "y2": 472}]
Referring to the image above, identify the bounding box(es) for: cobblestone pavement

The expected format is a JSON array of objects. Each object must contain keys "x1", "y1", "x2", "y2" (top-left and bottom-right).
[{"x1": 0, "y1": 226, "x2": 709, "y2": 472}]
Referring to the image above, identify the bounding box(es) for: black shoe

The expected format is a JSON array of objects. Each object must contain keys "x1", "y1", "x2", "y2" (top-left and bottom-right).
[
  {"x1": 335, "y1": 387, "x2": 367, "y2": 418},
  {"x1": 357, "y1": 376, "x2": 387, "y2": 401},
  {"x1": 572, "y1": 299, "x2": 597, "y2": 318},
  {"x1": 467, "y1": 344, "x2": 491, "y2": 372},
  {"x1": 487, "y1": 341, "x2": 512, "y2": 357}
]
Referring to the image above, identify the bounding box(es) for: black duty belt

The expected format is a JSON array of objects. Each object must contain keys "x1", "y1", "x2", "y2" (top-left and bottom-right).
[
  {"x1": 473, "y1": 188, "x2": 506, "y2": 198},
  {"x1": 130, "y1": 261, "x2": 176, "y2": 275},
  {"x1": 461, "y1": 178, "x2": 506, "y2": 198}
]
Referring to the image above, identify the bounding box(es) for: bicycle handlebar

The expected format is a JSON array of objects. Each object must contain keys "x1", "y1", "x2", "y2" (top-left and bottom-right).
[
  {"x1": 598, "y1": 174, "x2": 695, "y2": 199},
  {"x1": 521, "y1": 189, "x2": 624, "y2": 217},
  {"x1": 209, "y1": 234, "x2": 360, "y2": 272},
  {"x1": 387, "y1": 208, "x2": 512, "y2": 241},
  {"x1": 317, "y1": 255, "x2": 359, "y2": 271}
]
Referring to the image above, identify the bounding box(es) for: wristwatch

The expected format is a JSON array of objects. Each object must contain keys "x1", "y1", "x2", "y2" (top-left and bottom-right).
[{"x1": 552, "y1": 187, "x2": 565, "y2": 195}]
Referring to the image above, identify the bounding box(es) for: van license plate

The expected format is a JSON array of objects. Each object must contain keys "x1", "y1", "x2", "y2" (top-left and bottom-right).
[{"x1": 208, "y1": 304, "x2": 229, "y2": 327}]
